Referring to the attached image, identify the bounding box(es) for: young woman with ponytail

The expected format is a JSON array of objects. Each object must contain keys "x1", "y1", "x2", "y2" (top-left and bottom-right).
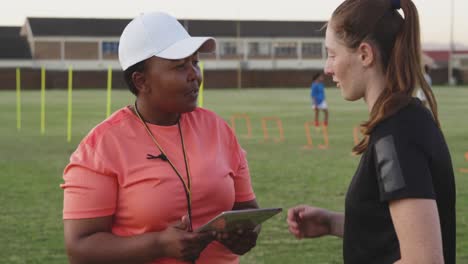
[{"x1": 287, "y1": 0, "x2": 456, "y2": 263}]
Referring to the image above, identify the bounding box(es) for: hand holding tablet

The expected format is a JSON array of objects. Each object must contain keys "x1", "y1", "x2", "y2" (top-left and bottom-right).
[{"x1": 195, "y1": 207, "x2": 282, "y2": 255}]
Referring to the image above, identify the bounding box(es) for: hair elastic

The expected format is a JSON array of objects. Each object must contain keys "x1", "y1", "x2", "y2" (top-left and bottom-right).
[{"x1": 391, "y1": 0, "x2": 401, "y2": 10}]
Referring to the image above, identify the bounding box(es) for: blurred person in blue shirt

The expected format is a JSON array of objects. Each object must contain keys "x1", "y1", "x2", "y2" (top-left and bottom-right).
[{"x1": 310, "y1": 73, "x2": 329, "y2": 127}]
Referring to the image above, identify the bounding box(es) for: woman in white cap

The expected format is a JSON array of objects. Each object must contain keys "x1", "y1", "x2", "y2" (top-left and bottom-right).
[{"x1": 61, "y1": 12, "x2": 259, "y2": 264}]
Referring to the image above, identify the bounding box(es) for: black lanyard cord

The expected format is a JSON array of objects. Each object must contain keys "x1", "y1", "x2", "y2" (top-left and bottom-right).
[{"x1": 133, "y1": 101, "x2": 193, "y2": 232}]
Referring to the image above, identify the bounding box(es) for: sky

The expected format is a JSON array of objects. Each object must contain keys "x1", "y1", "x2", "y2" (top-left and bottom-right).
[{"x1": 2, "y1": 0, "x2": 468, "y2": 49}]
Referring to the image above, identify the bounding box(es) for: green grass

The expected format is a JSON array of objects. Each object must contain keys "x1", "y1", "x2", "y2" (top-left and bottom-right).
[{"x1": 0, "y1": 86, "x2": 467, "y2": 263}]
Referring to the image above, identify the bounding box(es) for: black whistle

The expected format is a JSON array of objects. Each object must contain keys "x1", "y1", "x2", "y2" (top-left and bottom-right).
[{"x1": 146, "y1": 153, "x2": 168, "y2": 161}]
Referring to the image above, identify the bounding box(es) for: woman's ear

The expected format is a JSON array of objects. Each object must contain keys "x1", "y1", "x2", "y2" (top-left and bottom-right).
[
  {"x1": 357, "y1": 42, "x2": 375, "y2": 67},
  {"x1": 132, "y1": 71, "x2": 148, "y2": 94}
]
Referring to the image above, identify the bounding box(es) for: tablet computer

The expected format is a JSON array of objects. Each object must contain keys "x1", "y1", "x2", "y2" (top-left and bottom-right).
[{"x1": 196, "y1": 207, "x2": 282, "y2": 233}]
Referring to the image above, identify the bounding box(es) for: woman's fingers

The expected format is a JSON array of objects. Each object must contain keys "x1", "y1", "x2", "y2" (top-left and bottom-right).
[
  {"x1": 180, "y1": 232, "x2": 216, "y2": 261},
  {"x1": 287, "y1": 207, "x2": 300, "y2": 221},
  {"x1": 287, "y1": 218, "x2": 299, "y2": 228},
  {"x1": 288, "y1": 225, "x2": 301, "y2": 236}
]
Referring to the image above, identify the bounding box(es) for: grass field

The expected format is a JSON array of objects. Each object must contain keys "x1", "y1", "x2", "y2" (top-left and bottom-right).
[{"x1": 0, "y1": 86, "x2": 467, "y2": 263}]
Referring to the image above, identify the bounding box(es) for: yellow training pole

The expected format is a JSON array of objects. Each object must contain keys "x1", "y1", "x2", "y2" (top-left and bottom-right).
[
  {"x1": 16, "y1": 68, "x2": 21, "y2": 131},
  {"x1": 107, "y1": 66, "x2": 112, "y2": 117},
  {"x1": 198, "y1": 61, "x2": 204, "y2": 107},
  {"x1": 67, "y1": 66, "x2": 73, "y2": 142},
  {"x1": 41, "y1": 67, "x2": 46, "y2": 135}
]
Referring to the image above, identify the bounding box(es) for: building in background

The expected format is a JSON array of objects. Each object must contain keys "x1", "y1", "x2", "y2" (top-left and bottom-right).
[
  {"x1": 424, "y1": 50, "x2": 468, "y2": 85},
  {"x1": 0, "y1": 17, "x2": 467, "y2": 89}
]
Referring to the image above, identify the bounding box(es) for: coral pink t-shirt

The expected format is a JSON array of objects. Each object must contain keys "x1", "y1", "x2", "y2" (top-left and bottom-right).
[{"x1": 61, "y1": 106, "x2": 256, "y2": 264}]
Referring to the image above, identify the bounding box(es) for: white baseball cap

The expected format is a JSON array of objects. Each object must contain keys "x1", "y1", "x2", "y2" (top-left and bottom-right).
[{"x1": 118, "y1": 12, "x2": 216, "y2": 71}]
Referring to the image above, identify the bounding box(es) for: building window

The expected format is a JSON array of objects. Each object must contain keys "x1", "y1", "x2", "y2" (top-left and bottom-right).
[
  {"x1": 460, "y1": 58, "x2": 468, "y2": 67},
  {"x1": 219, "y1": 41, "x2": 238, "y2": 57},
  {"x1": 248, "y1": 42, "x2": 271, "y2": 57},
  {"x1": 302, "y1": 42, "x2": 323, "y2": 58},
  {"x1": 102, "y1": 41, "x2": 119, "y2": 55},
  {"x1": 274, "y1": 42, "x2": 297, "y2": 58},
  {"x1": 34, "y1": 41, "x2": 61, "y2": 59},
  {"x1": 65, "y1": 41, "x2": 99, "y2": 60}
]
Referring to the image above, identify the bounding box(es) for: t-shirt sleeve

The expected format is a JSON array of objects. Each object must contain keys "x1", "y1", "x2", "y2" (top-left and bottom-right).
[
  {"x1": 61, "y1": 141, "x2": 118, "y2": 219},
  {"x1": 373, "y1": 131, "x2": 435, "y2": 202},
  {"x1": 224, "y1": 122, "x2": 256, "y2": 203}
]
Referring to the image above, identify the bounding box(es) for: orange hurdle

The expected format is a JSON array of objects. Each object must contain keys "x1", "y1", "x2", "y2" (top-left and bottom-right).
[
  {"x1": 460, "y1": 152, "x2": 468, "y2": 173},
  {"x1": 303, "y1": 122, "x2": 329, "y2": 150},
  {"x1": 230, "y1": 113, "x2": 252, "y2": 139},
  {"x1": 261, "y1": 116, "x2": 285, "y2": 143}
]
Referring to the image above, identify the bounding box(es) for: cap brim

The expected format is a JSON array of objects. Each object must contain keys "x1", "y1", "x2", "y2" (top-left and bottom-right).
[{"x1": 155, "y1": 37, "x2": 216, "y2": 60}]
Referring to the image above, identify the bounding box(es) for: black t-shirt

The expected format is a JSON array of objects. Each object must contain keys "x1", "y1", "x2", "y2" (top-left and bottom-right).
[{"x1": 343, "y1": 98, "x2": 456, "y2": 264}]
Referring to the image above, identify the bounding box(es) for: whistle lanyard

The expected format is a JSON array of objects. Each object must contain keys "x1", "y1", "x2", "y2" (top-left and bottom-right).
[{"x1": 133, "y1": 101, "x2": 193, "y2": 232}]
